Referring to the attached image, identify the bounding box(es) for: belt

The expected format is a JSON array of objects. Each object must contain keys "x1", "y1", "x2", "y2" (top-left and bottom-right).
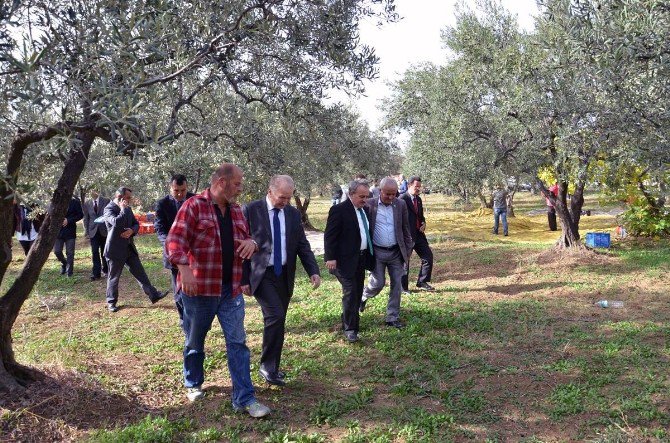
[{"x1": 373, "y1": 244, "x2": 399, "y2": 251}]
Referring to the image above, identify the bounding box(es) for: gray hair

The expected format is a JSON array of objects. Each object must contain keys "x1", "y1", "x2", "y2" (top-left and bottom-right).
[
  {"x1": 379, "y1": 177, "x2": 398, "y2": 189},
  {"x1": 269, "y1": 174, "x2": 295, "y2": 190},
  {"x1": 348, "y1": 179, "x2": 370, "y2": 195}
]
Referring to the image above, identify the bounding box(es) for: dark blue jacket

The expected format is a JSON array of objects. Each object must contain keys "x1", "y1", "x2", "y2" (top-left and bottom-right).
[{"x1": 57, "y1": 198, "x2": 83, "y2": 240}]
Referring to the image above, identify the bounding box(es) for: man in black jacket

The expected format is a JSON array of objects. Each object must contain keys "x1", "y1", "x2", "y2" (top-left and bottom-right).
[
  {"x1": 399, "y1": 176, "x2": 435, "y2": 292},
  {"x1": 242, "y1": 175, "x2": 320, "y2": 386},
  {"x1": 53, "y1": 197, "x2": 83, "y2": 277},
  {"x1": 324, "y1": 179, "x2": 374, "y2": 343},
  {"x1": 104, "y1": 187, "x2": 167, "y2": 312},
  {"x1": 154, "y1": 174, "x2": 195, "y2": 321}
]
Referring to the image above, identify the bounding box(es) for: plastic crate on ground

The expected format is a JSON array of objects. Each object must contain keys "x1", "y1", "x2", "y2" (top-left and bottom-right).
[{"x1": 585, "y1": 232, "x2": 610, "y2": 248}]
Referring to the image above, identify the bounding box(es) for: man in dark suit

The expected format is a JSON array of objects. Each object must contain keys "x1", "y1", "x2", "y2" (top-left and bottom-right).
[
  {"x1": 103, "y1": 187, "x2": 168, "y2": 312},
  {"x1": 83, "y1": 189, "x2": 110, "y2": 281},
  {"x1": 242, "y1": 175, "x2": 321, "y2": 386},
  {"x1": 400, "y1": 176, "x2": 435, "y2": 292},
  {"x1": 154, "y1": 174, "x2": 195, "y2": 321},
  {"x1": 53, "y1": 197, "x2": 83, "y2": 277},
  {"x1": 359, "y1": 177, "x2": 413, "y2": 328},
  {"x1": 324, "y1": 179, "x2": 374, "y2": 343}
]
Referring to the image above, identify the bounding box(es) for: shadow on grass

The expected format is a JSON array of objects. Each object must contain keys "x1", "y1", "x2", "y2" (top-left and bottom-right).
[{"x1": 475, "y1": 282, "x2": 564, "y2": 295}]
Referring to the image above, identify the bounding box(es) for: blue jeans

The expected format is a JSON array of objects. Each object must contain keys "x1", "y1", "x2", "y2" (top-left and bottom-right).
[
  {"x1": 180, "y1": 286, "x2": 256, "y2": 408},
  {"x1": 493, "y1": 208, "x2": 508, "y2": 235}
]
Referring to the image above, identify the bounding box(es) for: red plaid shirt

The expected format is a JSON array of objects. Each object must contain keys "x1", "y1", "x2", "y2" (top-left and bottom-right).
[{"x1": 166, "y1": 188, "x2": 250, "y2": 297}]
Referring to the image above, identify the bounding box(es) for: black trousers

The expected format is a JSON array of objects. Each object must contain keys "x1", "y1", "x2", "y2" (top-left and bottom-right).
[
  {"x1": 335, "y1": 253, "x2": 366, "y2": 333},
  {"x1": 254, "y1": 266, "x2": 290, "y2": 374},
  {"x1": 90, "y1": 232, "x2": 108, "y2": 277},
  {"x1": 19, "y1": 240, "x2": 33, "y2": 255},
  {"x1": 402, "y1": 232, "x2": 434, "y2": 290},
  {"x1": 548, "y1": 207, "x2": 558, "y2": 231},
  {"x1": 53, "y1": 238, "x2": 75, "y2": 276},
  {"x1": 105, "y1": 248, "x2": 160, "y2": 305}
]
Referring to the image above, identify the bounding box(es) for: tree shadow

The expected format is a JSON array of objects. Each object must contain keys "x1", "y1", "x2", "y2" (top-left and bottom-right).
[{"x1": 475, "y1": 282, "x2": 564, "y2": 296}]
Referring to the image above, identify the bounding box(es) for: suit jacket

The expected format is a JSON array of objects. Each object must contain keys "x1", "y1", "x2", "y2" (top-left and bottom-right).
[
  {"x1": 323, "y1": 199, "x2": 374, "y2": 278},
  {"x1": 154, "y1": 192, "x2": 195, "y2": 268},
  {"x1": 57, "y1": 198, "x2": 83, "y2": 240},
  {"x1": 365, "y1": 197, "x2": 414, "y2": 263},
  {"x1": 103, "y1": 200, "x2": 140, "y2": 260},
  {"x1": 83, "y1": 197, "x2": 110, "y2": 238},
  {"x1": 242, "y1": 199, "x2": 320, "y2": 295},
  {"x1": 400, "y1": 192, "x2": 426, "y2": 241}
]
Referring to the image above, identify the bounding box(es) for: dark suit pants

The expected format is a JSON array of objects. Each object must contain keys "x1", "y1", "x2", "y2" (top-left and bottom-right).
[
  {"x1": 54, "y1": 238, "x2": 75, "y2": 276},
  {"x1": 254, "y1": 266, "x2": 290, "y2": 374},
  {"x1": 336, "y1": 252, "x2": 366, "y2": 333},
  {"x1": 90, "y1": 232, "x2": 108, "y2": 277},
  {"x1": 401, "y1": 233, "x2": 433, "y2": 290},
  {"x1": 106, "y1": 249, "x2": 161, "y2": 305},
  {"x1": 19, "y1": 240, "x2": 33, "y2": 255},
  {"x1": 548, "y1": 207, "x2": 558, "y2": 231}
]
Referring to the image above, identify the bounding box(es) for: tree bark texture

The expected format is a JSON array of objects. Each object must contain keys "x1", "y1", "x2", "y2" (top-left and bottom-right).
[
  {"x1": 293, "y1": 192, "x2": 315, "y2": 230},
  {"x1": 0, "y1": 129, "x2": 96, "y2": 394}
]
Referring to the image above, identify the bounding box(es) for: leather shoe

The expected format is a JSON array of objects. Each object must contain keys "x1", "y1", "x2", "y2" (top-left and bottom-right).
[
  {"x1": 90, "y1": 275, "x2": 101, "y2": 281},
  {"x1": 359, "y1": 298, "x2": 367, "y2": 313},
  {"x1": 107, "y1": 303, "x2": 119, "y2": 312},
  {"x1": 259, "y1": 368, "x2": 286, "y2": 386},
  {"x1": 150, "y1": 290, "x2": 170, "y2": 304},
  {"x1": 385, "y1": 320, "x2": 405, "y2": 329},
  {"x1": 60, "y1": 264, "x2": 66, "y2": 275},
  {"x1": 344, "y1": 331, "x2": 359, "y2": 343},
  {"x1": 416, "y1": 282, "x2": 435, "y2": 291}
]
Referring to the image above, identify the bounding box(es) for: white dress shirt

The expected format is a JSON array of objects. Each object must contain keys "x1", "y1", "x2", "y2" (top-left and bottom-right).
[{"x1": 354, "y1": 205, "x2": 370, "y2": 251}]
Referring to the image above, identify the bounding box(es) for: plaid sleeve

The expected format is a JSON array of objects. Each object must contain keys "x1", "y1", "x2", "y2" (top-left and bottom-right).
[{"x1": 166, "y1": 199, "x2": 196, "y2": 266}]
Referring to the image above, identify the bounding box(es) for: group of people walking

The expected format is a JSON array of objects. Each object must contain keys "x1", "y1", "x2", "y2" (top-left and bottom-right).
[{"x1": 12, "y1": 164, "x2": 437, "y2": 418}]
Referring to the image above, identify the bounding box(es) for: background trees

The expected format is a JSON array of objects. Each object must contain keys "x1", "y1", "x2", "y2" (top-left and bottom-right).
[{"x1": 385, "y1": 0, "x2": 669, "y2": 247}]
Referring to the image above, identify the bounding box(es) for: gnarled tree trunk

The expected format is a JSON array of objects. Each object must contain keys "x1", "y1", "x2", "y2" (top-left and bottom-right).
[
  {"x1": 0, "y1": 128, "x2": 95, "y2": 394},
  {"x1": 293, "y1": 191, "x2": 314, "y2": 230}
]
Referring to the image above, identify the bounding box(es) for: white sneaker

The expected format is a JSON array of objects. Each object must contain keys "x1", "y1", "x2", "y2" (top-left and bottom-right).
[
  {"x1": 234, "y1": 400, "x2": 271, "y2": 418},
  {"x1": 186, "y1": 386, "x2": 204, "y2": 402}
]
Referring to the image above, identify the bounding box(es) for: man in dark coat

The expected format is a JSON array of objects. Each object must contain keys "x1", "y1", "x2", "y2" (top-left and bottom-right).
[
  {"x1": 53, "y1": 197, "x2": 83, "y2": 277},
  {"x1": 324, "y1": 179, "x2": 374, "y2": 343},
  {"x1": 83, "y1": 189, "x2": 110, "y2": 280},
  {"x1": 154, "y1": 174, "x2": 195, "y2": 321},
  {"x1": 242, "y1": 175, "x2": 320, "y2": 386},
  {"x1": 103, "y1": 187, "x2": 167, "y2": 312},
  {"x1": 399, "y1": 176, "x2": 435, "y2": 292}
]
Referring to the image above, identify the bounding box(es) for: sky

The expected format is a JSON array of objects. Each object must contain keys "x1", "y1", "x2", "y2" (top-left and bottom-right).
[{"x1": 340, "y1": 0, "x2": 540, "y2": 131}]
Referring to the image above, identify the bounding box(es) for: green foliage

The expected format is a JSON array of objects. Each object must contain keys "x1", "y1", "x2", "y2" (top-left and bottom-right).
[
  {"x1": 621, "y1": 198, "x2": 670, "y2": 237},
  {"x1": 309, "y1": 387, "x2": 375, "y2": 425},
  {"x1": 264, "y1": 430, "x2": 327, "y2": 443}
]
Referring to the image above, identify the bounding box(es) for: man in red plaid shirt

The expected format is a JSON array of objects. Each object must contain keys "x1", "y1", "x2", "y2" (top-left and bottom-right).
[{"x1": 166, "y1": 163, "x2": 270, "y2": 417}]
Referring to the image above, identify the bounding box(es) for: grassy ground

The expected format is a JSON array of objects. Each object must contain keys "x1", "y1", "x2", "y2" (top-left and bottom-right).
[{"x1": 1, "y1": 192, "x2": 669, "y2": 442}]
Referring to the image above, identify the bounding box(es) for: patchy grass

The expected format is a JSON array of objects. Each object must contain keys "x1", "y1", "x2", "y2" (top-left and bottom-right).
[{"x1": 1, "y1": 193, "x2": 669, "y2": 441}]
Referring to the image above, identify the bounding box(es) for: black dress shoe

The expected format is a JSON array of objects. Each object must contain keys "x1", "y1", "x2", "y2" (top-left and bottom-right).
[
  {"x1": 344, "y1": 331, "x2": 359, "y2": 343},
  {"x1": 416, "y1": 282, "x2": 435, "y2": 291},
  {"x1": 107, "y1": 303, "x2": 119, "y2": 312},
  {"x1": 259, "y1": 368, "x2": 286, "y2": 386},
  {"x1": 60, "y1": 265, "x2": 67, "y2": 275},
  {"x1": 359, "y1": 298, "x2": 367, "y2": 313},
  {"x1": 150, "y1": 290, "x2": 170, "y2": 304},
  {"x1": 90, "y1": 275, "x2": 101, "y2": 281},
  {"x1": 385, "y1": 320, "x2": 405, "y2": 329}
]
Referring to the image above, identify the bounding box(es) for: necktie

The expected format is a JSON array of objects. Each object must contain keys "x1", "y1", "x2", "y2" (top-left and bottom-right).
[
  {"x1": 94, "y1": 200, "x2": 98, "y2": 214},
  {"x1": 357, "y1": 208, "x2": 373, "y2": 255},
  {"x1": 413, "y1": 197, "x2": 420, "y2": 229},
  {"x1": 272, "y1": 208, "x2": 282, "y2": 276}
]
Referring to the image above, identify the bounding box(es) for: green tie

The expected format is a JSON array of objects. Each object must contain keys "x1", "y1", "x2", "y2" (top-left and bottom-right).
[{"x1": 357, "y1": 208, "x2": 373, "y2": 256}]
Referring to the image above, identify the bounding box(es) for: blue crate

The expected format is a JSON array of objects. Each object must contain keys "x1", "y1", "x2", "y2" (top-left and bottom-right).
[{"x1": 585, "y1": 232, "x2": 610, "y2": 248}]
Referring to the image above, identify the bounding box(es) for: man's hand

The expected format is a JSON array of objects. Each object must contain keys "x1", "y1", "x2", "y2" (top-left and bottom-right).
[
  {"x1": 419, "y1": 222, "x2": 426, "y2": 233},
  {"x1": 235, "y1": 239, "x2": 257, "y2": 260},
  {"x1": 179, "y1": 265, "x2": 197, "y2": 295},
  {"x1": 326, "y1": 260, "x2": 337, "y2": 271},
  {"x1": 62, "y1": 218, "x2": 68, "y2": 227},
  {"x1": 117, "y1": 198, "x2": 129, "y2": 209},
  {"x1": 120, "y1": 228, "x2": 133, "y2": 239},
  {"x1": 241, "y1": 285, "x2": 251, "y2": 296},
  {"x1": 310, "y1": 274, "x2": 321, "y2": 289}
]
